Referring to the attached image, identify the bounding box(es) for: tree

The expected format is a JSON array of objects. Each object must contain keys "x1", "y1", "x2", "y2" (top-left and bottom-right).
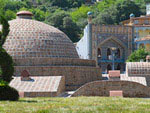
[
  {"x1": 5, "y1": 10, "x2": 16, "y2": 20},
  {"x1": 93, "y1": 6, "x2": 117, "y2": 25},
  {"x1": 63, "y1": 16, "x2": 80, "y2": 42},
  {"x1": 0, "y1": 15, "x2": 14, "y2": 83},
  {"x1": 47, "y1": 10, "x2": 80, "y2": 42},
  {"x1": 93, "y1": 0, "x2": 143, "y2": 25},
  {"x1": 126, "y1": 48, "x2": 149, "y2": 62}
]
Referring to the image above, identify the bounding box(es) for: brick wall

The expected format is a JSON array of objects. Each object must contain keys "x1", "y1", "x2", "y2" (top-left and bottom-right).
[
  {"x1": 13, "y1": 58, "x2": 96, "y2": 67},
  {"x1": 72, "y1": 80, "x2": 150, "y2": 97},
  {"x1": 14, "y1": 66, "x2": 102, "y2": 91}
]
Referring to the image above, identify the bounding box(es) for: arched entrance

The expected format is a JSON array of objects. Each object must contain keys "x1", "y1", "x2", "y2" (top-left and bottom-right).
[
  {"x1": 107, "y1": 48, "x2": 111, "y2": 59},
  {"x1": 116, "y1": 48, "x2": 121, "y2": 58},
  {"x1": 97, "y1": 48, "x2": 101, "y2": 58},
  {"x1": 107, "y1": 64, "x2": 112, "y2": 73},
  {"x1": 116, "y1": 63, "x2": 121, "y2": 70}
]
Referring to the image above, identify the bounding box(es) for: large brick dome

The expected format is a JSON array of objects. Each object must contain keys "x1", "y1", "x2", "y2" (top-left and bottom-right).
[{"x1": 2, "y1": 11, "x2": 79, "y2": 59}]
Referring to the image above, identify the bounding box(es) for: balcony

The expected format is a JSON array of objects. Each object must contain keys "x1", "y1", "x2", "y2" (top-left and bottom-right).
[{"x1": 98, "y1": 58, "x2": 125, "y2": 63}]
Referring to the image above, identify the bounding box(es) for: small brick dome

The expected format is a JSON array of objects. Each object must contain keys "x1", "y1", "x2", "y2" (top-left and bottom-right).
[{"x1": 2, "y1": 11, "x2": 79, "y2": 59}]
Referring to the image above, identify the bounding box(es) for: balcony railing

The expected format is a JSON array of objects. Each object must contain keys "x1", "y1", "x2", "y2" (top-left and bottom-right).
[{"x1": 98, "y1": 58, "x2": 125, "y2": 63}]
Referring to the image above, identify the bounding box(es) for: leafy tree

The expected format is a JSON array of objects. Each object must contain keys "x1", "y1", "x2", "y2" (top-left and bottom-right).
[
  {"x1": 127, "y1": 48, "x2": 149, "y2": 62},
  {"x1": 48, "y1": 10, "x2": 69, "y2": 30},
  {"x1": 93, "y1": 6, "x2": 117, "y2": 25},
  {"x1": 0, "y1": 15, "x2": 14, "y2": 83},
  {"x1": 47, "y1": 10, "x2": 80, "y2": 42},
  {"x1": 63, "y1": 16, "x2": 80, "y2": 42},
  {"x1": 93, "y1": 0, "x2": 143, "y2": 25},
  {"x1": 5, "y1": 10, "x2": 16, "y2": 20},
  {"x1": 115, "y1": 0, "x2": 143, "y2": 23},
  {"x1": 71, "y1": 5, "x2": 91, "y2": 23}
]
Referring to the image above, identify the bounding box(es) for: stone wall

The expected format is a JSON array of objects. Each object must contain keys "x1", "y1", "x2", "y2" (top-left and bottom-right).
[
  {"x1": 13, "y1": 58, "x2": 96, "y2": 67},
  {"x1": 72, "y1": 80, "x2": 150, "y2": 97},
  {"x1": 126, "y1": 62, "x2": 150, "y2": 86},
  {"x1": 126, "y1": 62, "x2": 150, "y2": 76},
  {"x1": 14, "y1": 66, "x2": 102, "y2": 91}
]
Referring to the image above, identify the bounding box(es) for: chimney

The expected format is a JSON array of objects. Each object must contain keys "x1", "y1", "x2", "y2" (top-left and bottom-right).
[
  {"x1": 108, "y1": 70, "x2": 121, "y2": 81},
  {"x1": 21, "y1": 70, "x2": 32, "y2": 81},
  {"x1": 146, "y1": 55, "x2": 150, "y2": 62}
]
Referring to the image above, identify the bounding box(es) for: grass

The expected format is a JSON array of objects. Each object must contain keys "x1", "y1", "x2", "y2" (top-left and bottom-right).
[{"x1": 0, "y1": 97, "x2": 150, "y2": 113}]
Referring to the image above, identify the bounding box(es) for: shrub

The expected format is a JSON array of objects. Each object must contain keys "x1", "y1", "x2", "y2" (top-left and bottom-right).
[
  {"x1": 0, "y1": 47, "x2": 14, "y2": 83},
  {"x1": 0, "y1": 81, "x2": 19, "y2": 101}
]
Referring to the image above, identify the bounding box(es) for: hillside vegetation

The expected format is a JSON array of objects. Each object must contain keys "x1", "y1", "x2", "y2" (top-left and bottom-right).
[{"x1": 0, "y1": 0, "x2": 147, "y2": 42}]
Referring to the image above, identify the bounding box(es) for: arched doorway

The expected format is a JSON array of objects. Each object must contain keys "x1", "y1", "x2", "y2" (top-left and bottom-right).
[
  {"x1": 116, "y1": 48, "x2": 120, "y2": 58},
  {"x1": 97, "y1": 48, "x2": 101, "y2": 58},
  {"x1": 107, "y1": 48, "x2": 111, "y2": 59},
  {"x1": 116, "y1": 63, "x2": 121, "y2": 70},
  {"x1": 107, "y1": 64, "x2": 112, "y2": 73}
]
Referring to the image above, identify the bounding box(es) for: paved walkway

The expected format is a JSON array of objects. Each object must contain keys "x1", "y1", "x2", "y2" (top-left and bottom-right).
[{"x1": 102, "y1": 74, "x2": 147, "y2": 86}]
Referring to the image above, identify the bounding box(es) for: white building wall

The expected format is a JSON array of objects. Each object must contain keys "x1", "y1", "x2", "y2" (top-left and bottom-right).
[{"x1": 76, "y1": 26, "x2": 88, "y2": 59}]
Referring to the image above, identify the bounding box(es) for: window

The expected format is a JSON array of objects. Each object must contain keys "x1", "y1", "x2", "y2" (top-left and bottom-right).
[
  {"x1": 116, "y1": 64, "x2": 121, "y2": 70},
  {"x1": 116, "y1": 48, "x2": 121, "y2": 58},
  {"x1": 97, "y1": 48, "x2": 101, "y2": 58},
  {"x1": 134, "y1": 20, "x2": 138, "y2": 24},
  {"x1": 107, "y1": 64, "x2": 112, "y2": 73},
  {"x1": 145, "y1": 20, "x2": 149, "y2": 24},
  {"x1": 107, "y1": 48, "x2": 111, "y2": 59}
]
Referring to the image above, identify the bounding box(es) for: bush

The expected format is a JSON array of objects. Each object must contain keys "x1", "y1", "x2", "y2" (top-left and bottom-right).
[
  {"x1": 0, "y1": 47, "x2": 14, "y2": 83},
  {"x1": 0, "y1": 81, "x2": 19, "y2": 101}
]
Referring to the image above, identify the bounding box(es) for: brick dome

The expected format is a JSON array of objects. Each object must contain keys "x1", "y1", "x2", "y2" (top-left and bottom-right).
[{"x1": 2, "y1": 11, "x2": 79, "y2": 59}]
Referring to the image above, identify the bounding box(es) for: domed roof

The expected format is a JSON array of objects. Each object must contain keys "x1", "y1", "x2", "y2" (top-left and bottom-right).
[
  {"x1": 2, "y1": 11, "x2": 79, "y2": 59},
  {"x1": 130, "y1": 13, "x2": 135, "y2": 18},
  {"x1": 17, "y1": 11, "x2": 33, "y2": 16}
]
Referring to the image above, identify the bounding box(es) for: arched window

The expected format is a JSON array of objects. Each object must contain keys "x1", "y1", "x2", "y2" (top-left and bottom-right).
[
  {"x1": 116, "y1": 48, "x2": 120, "y2": 58},
  {"x1": 107, "y1": 64, "x2": 112, "y2": 73},
  {"x1": 97, "y1": 48, "x2": 101, "y2": 58},
  {"x1": 107, "y1": 48, "x2": 111, "y2": 59},
  {"x1": 116, "y1": 63, "x2": 121, "y2": 70}
]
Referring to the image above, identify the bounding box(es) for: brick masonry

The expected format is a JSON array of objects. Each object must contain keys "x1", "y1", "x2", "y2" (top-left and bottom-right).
[
  {"x1": 91, "y1": 25, "x2": 134, "y2": 72},
  {"x1": 13, "y1": 58, "x2": 96, "y2": 67},
  {"x1": 72, "y1": 80, "x2": 150, "y2": 97},
  {"x1": 126, "y1": 62, "x2": 150, "y2": 86},
  {"x1": 14, "y1": 66, "x2": 101, "y2": 91},
  {"x1": 10, "y1": 76, "x2": 65, "y2": 97}
]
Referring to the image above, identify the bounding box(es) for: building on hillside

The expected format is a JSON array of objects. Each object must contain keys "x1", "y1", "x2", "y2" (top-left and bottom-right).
[{"x1": 76, "y1": 3, "x2": 150, "y2": 74}]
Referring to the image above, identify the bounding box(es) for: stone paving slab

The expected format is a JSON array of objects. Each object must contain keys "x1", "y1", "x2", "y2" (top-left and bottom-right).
[{"x1": 10, "y1": 76, "x2": 62, "y2": 92}]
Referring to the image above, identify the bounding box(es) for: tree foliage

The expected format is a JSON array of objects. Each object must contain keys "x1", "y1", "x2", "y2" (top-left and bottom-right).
[
  {"x1": 0, "y1": 0, "x2": 149, "y2": 42},
  {"x1": 47, "y1": 10, "x2": 80, "y2": 42},
  {"x1": 0, "y1": 15, "x2": 10, "y2": 46},
  {"x1": 93, "y1": 0, "x2": 143, "y2": 24},
  {"x1": 0, "y1": 15, "x2": 14, "y2": 83},
  {"x1": 127, "y1": 48, "x2": 149, "y2": 62}
]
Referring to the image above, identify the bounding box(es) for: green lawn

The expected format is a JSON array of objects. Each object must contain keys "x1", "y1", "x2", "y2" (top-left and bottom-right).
[{"x1": 0, "y1": 97, "x2": 150, "y2": 113}]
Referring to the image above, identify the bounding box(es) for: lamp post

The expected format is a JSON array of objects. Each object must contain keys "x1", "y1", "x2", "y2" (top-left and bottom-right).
[{"x1": 110, "y1": 47, "x2": 117, "y2": 70}]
